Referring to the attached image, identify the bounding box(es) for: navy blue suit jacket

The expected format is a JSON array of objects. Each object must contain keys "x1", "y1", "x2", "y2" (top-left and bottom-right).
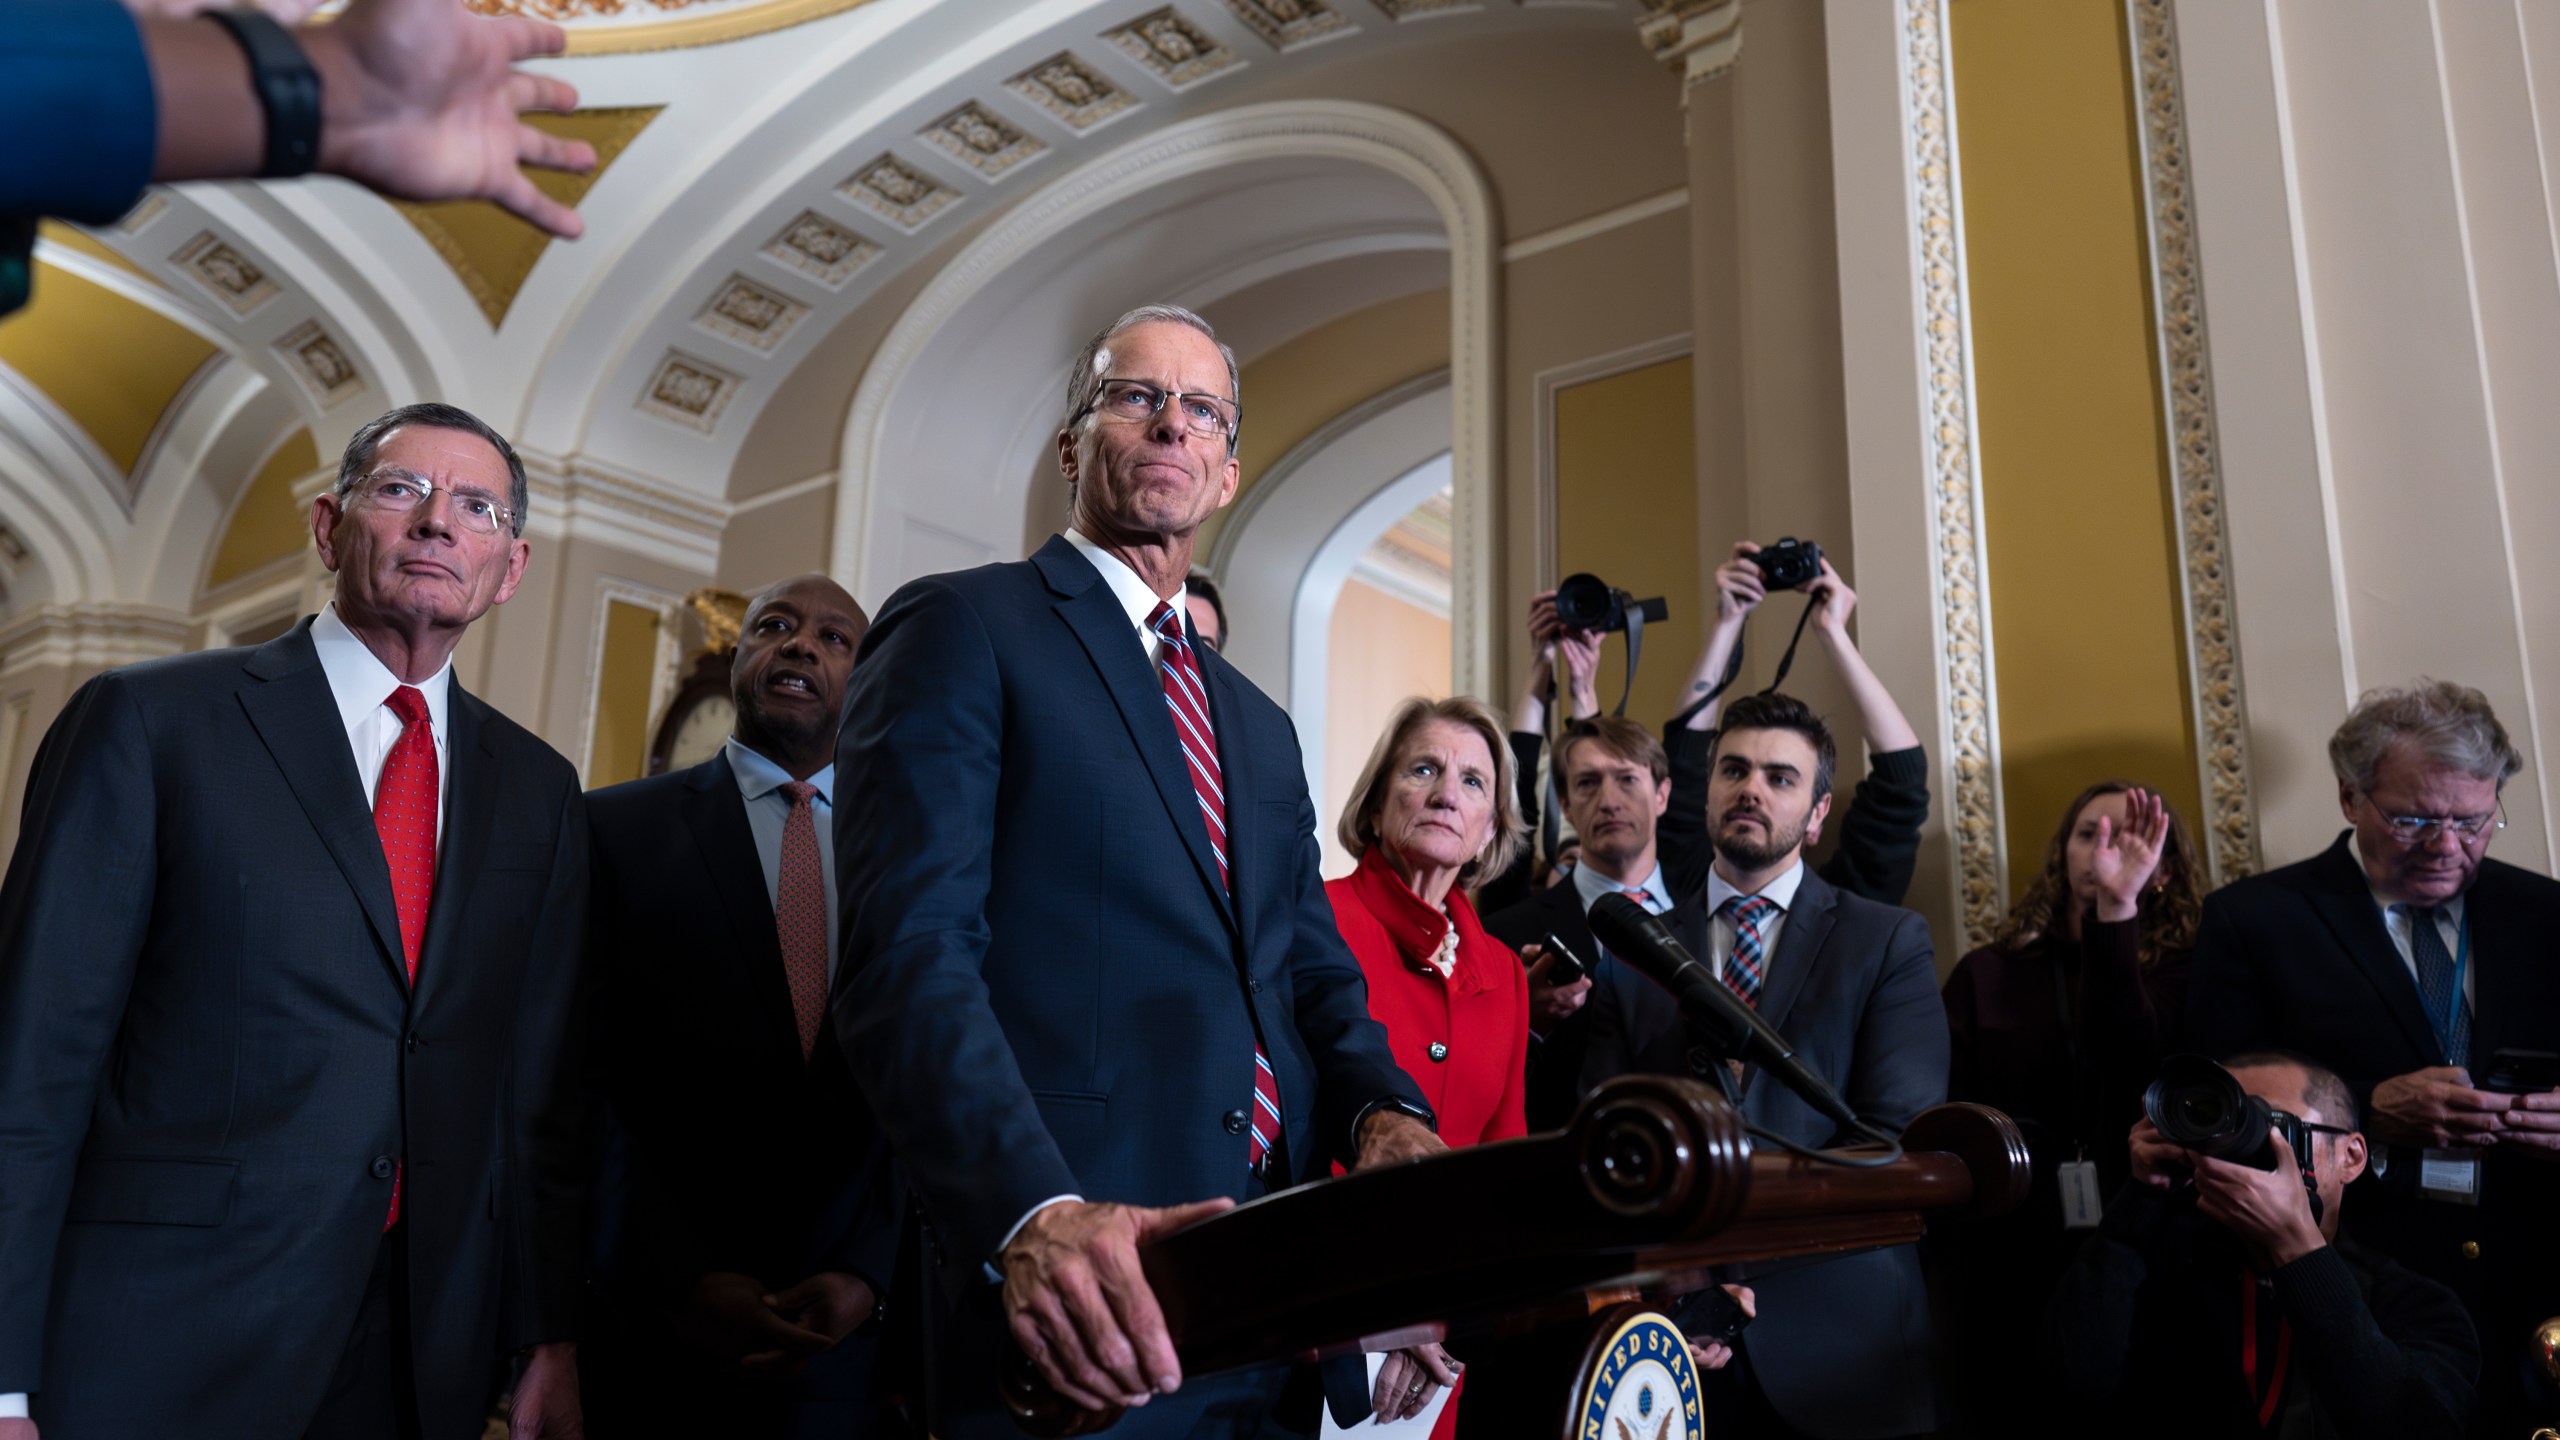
[
  {"x1": 831, "y1": 537, "x2": 1421, "y2": 1424},
  {"x1": 0, "y1": 620, "x2": 592, "y2": 1439},
  {"x1": 3, "y1": 0, "x2": 158, "y2": 314}
]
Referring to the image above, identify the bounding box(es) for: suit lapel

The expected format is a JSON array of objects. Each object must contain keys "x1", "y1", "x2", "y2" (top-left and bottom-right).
[
  {"x1": 679, "y1": 753, "x2": 806, "y2": 1074},
  {"x1": 1035, "y1": 540, "x2": 1235, "y2": 931},
  {"x1": 236, "y1": 623, "x2": 406, "y2": 984},
  {"x1": 2305, "y1": 836, "x2": 2444, "y2": 1062},
  {"x1": 1754, "y1": 869, "x2": 1834, "y2": 1047},
  {"x1": 413, "y1": 685, "x2": 501, "y2": 1004}
]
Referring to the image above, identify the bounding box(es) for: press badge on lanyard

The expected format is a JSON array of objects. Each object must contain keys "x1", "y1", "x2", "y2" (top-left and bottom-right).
[
  {"x1": 2057, "y1": 1158, "x2": 2102, "y2": 1230},
  {"x1": 2417, "y1": 909, "x2": 2482, "y2": 1207}
]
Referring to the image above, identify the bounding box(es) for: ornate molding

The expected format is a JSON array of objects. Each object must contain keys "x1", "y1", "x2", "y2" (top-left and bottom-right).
[
  {"x1": 1637, "y1": 0, "x2": 1743, "y2": 86},
  {"x1": 2128, "y1": 0, "x2": 2259, "y2": 886},
  {"x1": 833, "y1": 99, "x2": 1501, "y2": 697},
  {"x1": 0, "y1": 602, "x2": 192, "y2": 679},
  {"x1": 1899, "y1": 0, "x2": 2006, "y2": 948},
  {"x1": 519, "y1": 449, "x2": 728, "y2": 575}
]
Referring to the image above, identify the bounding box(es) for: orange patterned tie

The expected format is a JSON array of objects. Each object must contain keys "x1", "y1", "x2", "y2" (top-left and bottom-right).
[
  {"x1": 777, "y1": 781, "x2": 830, "y2": 1061},
  {"x1": 374, "y1": 685, "x2": 438, "y2": 1228}
]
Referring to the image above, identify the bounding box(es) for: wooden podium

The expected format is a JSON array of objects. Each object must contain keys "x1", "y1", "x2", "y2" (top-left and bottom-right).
[{"x1": 1004, "y1": 1074, "x2": 2028, "y2": 1436}]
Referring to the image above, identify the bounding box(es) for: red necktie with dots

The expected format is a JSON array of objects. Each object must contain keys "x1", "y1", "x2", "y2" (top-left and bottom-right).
[
  {"x1": 374, "y1": 684, "x2": 438, "y2": 1228},
  {"x1": 1147, "y1": 601, "x2": 1280, "y2": 1175},
  {"x1": 776, "y1": 781, "x2": 830, "y2": 1060}
]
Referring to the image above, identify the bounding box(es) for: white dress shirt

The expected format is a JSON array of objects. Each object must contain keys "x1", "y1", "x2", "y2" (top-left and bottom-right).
[
  {"x1": 1574, "y1": 860, "x2": 1673, "y2": 922},
  {"x1": 989, "y1": 532, "x2": 1197, "y2": 1269},
  {"x1": 1704, "y1": 859, "x2": 1808, "y2": 990},
  {"x1": 724, "y1": 737, "x2": 840, "y2": 983},
  {"x1": 2360, "y1": 833, "x2": 2477, "y2": 1013},
  {"x1": 1065, "y1": 527, "x2": 1190, "y2": 662},
  {"x1": 312, "y1": 602, "x2": 452, "y2": 839},
  {"x1": 0, "y1": 607, "x2": 453, "y2": 1421}
]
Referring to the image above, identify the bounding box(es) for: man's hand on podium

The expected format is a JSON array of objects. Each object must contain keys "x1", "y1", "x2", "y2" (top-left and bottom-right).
[
  {"x1": 1354, "y1": 1109, "x2": 1445, "y2": 1169},
  {"x1": 1002, "y1": 1196, "x2": 1237, "y2": 1411}
]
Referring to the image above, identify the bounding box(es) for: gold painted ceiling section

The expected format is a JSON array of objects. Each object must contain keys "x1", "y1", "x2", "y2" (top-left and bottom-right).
[
  {"x1": 396, "y1": 107, "x2": 664, "y2": 329},
  {"x1": 37, "y1": 221, "x2": 157, "y2": 286},
  {"x1": 206, "y1": 428, "x2": 321, "y2": 590},
  {"x1": 0, "y1": 262, "x2": 221, "y2": 477}
]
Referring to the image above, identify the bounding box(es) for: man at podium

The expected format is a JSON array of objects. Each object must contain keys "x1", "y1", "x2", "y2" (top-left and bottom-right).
[{"x1": 832, "y1": 305, "x2": 1438, "y2": 1439}]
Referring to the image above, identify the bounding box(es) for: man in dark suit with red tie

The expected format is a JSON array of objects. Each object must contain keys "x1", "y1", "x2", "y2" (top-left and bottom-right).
[
  {"x1": 583, "y1": 573, "x2": 899, "y2": 1438},
  {"x1": 833, "y1": 305, "x2": 1438, "y2": 1439},
  {"x1": 0, "y1": 403, "x2": 590, "y2": 1440}
]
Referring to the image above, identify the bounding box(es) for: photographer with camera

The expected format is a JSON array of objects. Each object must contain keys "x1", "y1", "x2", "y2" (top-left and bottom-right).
[
  {"x1": 1659, "y1": 541, "x2": 1930, "y2": 908},
  {"x1": 2046, "y1": 1053, "x2": 2478, "y2": 1440}
]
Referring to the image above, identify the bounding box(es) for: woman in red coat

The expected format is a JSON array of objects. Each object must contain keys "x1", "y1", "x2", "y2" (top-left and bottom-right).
[{"x1": 1327, "y1": 695, "x2": 1530, "y2": 1436}]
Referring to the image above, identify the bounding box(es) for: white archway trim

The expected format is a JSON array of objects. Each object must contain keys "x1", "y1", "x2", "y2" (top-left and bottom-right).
[
  {"x1": 834, "y1": 99, "x2": 1499, "y2": 693},
  {"x1": 1209, "y1": 371, "x2": 1450, "y2": 700},
  {"x1": 1288, "y1": 450, "x2": 1453, "y2": 819}
]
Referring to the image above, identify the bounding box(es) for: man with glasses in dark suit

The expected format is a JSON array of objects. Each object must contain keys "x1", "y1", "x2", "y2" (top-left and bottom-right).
[
  {"x1": 0, "y1": 403, "x2": 591, "y2": 1439},
  {"x1": 833, "y1": 305, "x2": 1434, "y2": 1440},
  {"x1": 2190, "y1": 680, "x2": 2560, "y2": 1435}
]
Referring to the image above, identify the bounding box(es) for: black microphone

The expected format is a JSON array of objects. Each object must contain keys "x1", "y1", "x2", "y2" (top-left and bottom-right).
[{"x1": 1588, "y1": 892, "x2": 1861, "y2": 1130}]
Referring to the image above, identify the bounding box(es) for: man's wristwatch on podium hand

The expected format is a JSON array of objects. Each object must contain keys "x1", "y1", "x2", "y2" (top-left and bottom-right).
[{"x1": 1356, "y1": 1095, "x2": 1437, "y2": 1138}]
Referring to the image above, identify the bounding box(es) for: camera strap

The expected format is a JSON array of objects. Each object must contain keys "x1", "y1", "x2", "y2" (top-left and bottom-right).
[
  {"x1": 2239, "y1": 1275, "x2": 2292, "y2": 1426},
  {"x1": 1613, "y1": 594, "x2": 1645, "y2": 717},
  {"x1": 1666, "y1": 595, "x2": 1827, "y2": 732}
]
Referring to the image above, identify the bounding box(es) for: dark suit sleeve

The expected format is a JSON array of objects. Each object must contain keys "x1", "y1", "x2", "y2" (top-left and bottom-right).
[
  {"x1": 501, "y1": 784, "x2": 594, "y2": 1350},
  {"x1": 2184, "y1": 894, "x2": 2268, "y2": 1069},
  {"x1": 1815, "y1": 745, "x2": 1929, "y2": 907},
  {"x1": 1661, "y1": 723, "x2": 1713, "y2": 902},
  {"x1": 1471, "y1": 730, "x2": 1545, "y2": 915},
  {"x1": 2275, "y1": 1246, "x2": 2477, "y2": 1440},
  {"x1": 0, "y1": 673, "x2": 159, "y2": 1389},
  {"x1": 2043, "y1": 1183, "x2": 2169, "y2": 1402},
  {"x1": 833, "y1": 579, "x2": 1080, "y2": 1268},
  {"x1": 1276, "y1": 765, "x2": 1426, "y2": 1160},
  {"x1": 1845, "y1": 910, "x2": 1947, "y2": 1140}
]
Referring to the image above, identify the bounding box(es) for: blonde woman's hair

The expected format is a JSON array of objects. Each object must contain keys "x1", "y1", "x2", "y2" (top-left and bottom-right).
[{"x1": 1336, "y1": 696, "x2": 1527, "y2": 886}]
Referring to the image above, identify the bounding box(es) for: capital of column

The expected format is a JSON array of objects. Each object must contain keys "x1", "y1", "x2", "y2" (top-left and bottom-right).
[{"x1": 1637, "y1": 0, "x2": 1745, "y2": 87}]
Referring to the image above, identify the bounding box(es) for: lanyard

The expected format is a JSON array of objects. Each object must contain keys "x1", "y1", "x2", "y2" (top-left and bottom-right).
[
  {"x1": 2413, "y1": 907, "x2": 2471, "y2": 1062},
  {"x1": 2240, "y1": 1274, "x2": 2291, "y2": 1427}
]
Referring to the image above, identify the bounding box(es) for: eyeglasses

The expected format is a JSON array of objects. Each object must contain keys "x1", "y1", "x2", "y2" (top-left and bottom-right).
[
  {"x1": 347, "y1": 468, "x2": 515, "y2": 538},
  {"x1": 2359, "y1": 794, "x2": 2504, "y2": 847},
  {"x1": 1073, "y1": 378, "x2": 1241, "y2": 443}
]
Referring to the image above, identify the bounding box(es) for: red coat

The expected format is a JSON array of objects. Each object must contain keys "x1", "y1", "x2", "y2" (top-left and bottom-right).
[
  {"x1": 1326, "y1": 848, "x2": 1528, "y2": 1440},
  {"x1": 1326, "y1": 847, "x2": 1530, "y2": 1151}
]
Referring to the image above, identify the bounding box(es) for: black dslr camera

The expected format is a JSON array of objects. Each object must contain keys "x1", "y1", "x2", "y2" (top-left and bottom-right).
[
  {"x1": 1750, "y1": 537, "x2": 1825, "y2": 590},
  {"x1": 2142, "y1": 1054, "x2": 2315, "y2": 1173},
  {"x1": 1553, "y1": 573, "x2": 1669, "y2": 635}
]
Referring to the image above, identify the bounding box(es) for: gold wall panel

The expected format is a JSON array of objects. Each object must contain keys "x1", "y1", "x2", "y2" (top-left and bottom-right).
[
  {"x1": 589, "y1": 597, "x2": 663, "y2": 786},
  {"x1": 1553, "y1": 355, "x2": 1698, "y2": 730},
  {"x1": 1948, "y1": 0, "x2": 2202, "y2": 899}
]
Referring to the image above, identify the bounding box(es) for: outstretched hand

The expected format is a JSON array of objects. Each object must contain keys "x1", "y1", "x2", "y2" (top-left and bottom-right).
[
  {"x1": 2088, "y1": 788, "x2": 2169, "y2": 922},
  {"x1": 1003, "y1": 1197, "x2": 1232, "y2": 1412},
  {"x1": 304, "y1": 0, "x2": 597, "y2": 237}
]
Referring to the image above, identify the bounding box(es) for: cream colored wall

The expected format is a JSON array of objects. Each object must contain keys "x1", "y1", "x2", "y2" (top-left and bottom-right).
[
  {"x1": 2178, "y1": 0, "x2": 2560, "y2": 873},
  {"x1": 1321, "y1": 576, "x2": 1453, "y2": 879}
]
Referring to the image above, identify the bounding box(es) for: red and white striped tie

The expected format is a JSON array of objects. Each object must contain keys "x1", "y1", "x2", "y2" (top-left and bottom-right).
[{"x1": 1149, "y1": 601, "x2": 1280, "y2": 1174}]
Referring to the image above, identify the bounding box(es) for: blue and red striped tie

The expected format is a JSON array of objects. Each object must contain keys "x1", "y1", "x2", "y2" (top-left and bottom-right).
[
  {"x1": 1149, "y1": 601, "x2": 1281, "y2": 1174},
  {"x1": 1720, "y1": 894, "x2": 1777, "y2": 1008}
]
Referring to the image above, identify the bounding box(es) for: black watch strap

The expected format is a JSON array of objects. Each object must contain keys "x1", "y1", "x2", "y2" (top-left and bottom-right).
[{"x1": 204, "y1": 9, "x2": 323, "y2": 179}]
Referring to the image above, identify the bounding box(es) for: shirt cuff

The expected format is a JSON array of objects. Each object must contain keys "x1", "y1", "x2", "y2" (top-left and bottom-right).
[
  {"x1": 0, "y1": 1393, "x2": 27, "y2": 1419},
  {"x1": 982, "y1": 1194, "x2": 1083, "y2": 1283}
]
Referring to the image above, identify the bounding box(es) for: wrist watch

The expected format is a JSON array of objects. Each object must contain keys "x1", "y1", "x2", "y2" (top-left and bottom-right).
[
  {"x1": 1358, "y1": 1095, "x2": 1437, "y2": 1138},
  {"x1": 203, "y1": 9, "x2": 324, "y2": 178}
]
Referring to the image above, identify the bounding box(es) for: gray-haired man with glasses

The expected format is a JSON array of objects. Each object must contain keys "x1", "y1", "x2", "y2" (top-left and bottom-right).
[
  {"x1": 0, "y1": 401, "x2": 593, "y2": 1440},
  {"x1": 2191, "y1": 679, "x2": 2560, "y2": 1435}
]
